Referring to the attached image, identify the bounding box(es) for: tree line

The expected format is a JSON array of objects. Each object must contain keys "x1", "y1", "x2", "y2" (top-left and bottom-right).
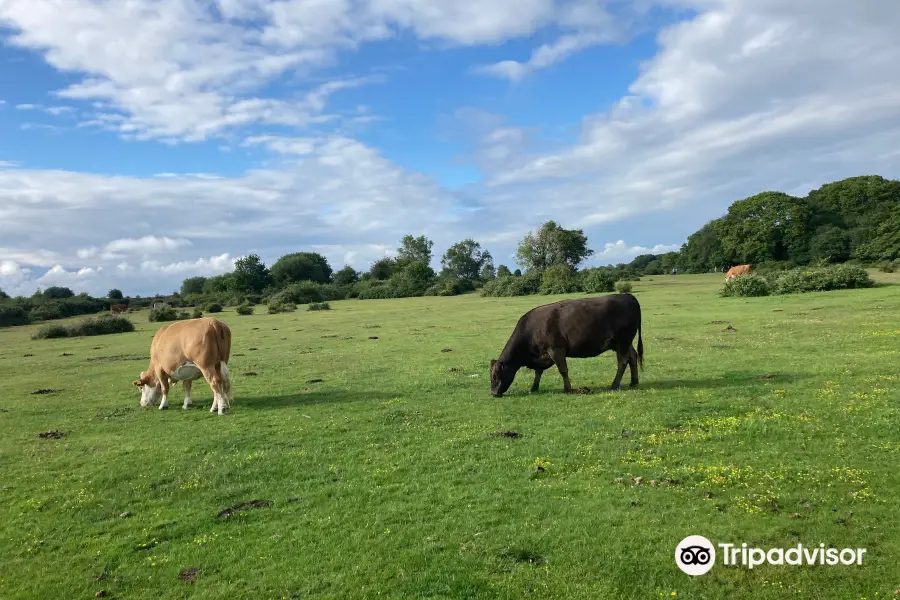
[{"x1": 2, "y1": 174, "x2": 898, "y2": 326}]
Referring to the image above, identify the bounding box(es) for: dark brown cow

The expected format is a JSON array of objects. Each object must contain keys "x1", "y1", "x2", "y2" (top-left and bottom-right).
[
  {"x1": 110, "y1": 303, "x2": 128, "y2": 314},
  {"x1": 489, "y1": 293, "x2": 644, "y2": 397}
]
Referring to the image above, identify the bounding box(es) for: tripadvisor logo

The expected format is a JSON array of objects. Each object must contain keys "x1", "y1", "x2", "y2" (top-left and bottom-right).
[{"x1": 675, "y1": 535, "x2": 867, "y2": 575}]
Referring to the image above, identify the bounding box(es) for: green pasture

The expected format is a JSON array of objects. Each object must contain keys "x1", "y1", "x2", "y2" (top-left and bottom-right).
[{"x1": 1, "y1": 272, "x2": 899, "y2": 599}]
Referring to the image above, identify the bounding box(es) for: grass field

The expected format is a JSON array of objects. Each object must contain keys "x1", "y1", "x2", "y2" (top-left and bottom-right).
[{"x1": 2, "y1": 272, "x2": 900, "y2": 599}]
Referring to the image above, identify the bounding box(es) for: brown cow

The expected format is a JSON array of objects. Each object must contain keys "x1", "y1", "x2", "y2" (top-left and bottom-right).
[
  {"x1": 110, "y1": 303, "x2": 128, "y2": 314},
  {"x1": 725, "y1": 264, "x2": 752, "y2": 280},
  {"x1": 489, "y1": 293, "x2": 643, "y2": 396},
  {"x1": 132, "y1": 317, "x2": 233, "y2": 415}
]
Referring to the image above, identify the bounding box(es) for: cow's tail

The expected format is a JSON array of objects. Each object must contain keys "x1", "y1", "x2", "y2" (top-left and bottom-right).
[{"x1": 636, "y1": 303, "x2": 644, "y2": 370}]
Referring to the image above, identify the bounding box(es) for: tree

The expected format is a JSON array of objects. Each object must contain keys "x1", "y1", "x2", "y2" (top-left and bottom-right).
[
  {"x1": 107, "y1": 289, "x2": 124, "y2": 300},
  {"x1": 515, "y1": 221, "x2": 593, "y2": 272},
  {"x1": 680, "y1": 221, "x2": 728, "y2": 272},
  {"x1": 369, "y1": 257, "x2": 397, "y2": 281},
  {"x1": 180, "y1": 277, "x2": 207, "y2": 296},
  {"x1": 231, "y1": 254, "x2": 270, "y2": 293},
  {"x1": 333, "y1": 265, "x2": 360, "y2": 285},
  {"x1": 203, "y1": 273, "x2": 234, "y2": 294},
  {"x1": 441, "y1": 239, "x2": 492, "y2": 281},
  {"x1": 390, "y1": 261, "x2": 436, "y2": 297},
  {"x1": 480, "y1": 262, "x2": 496, "y2": 280},
  {"x1": 809, "y1": 225, "x2": 851, "y2": 263},
  {"x1": 513, "y1": 268, "x2": 522, "y2": 276},
  {"x1": 397, "y1": 235, "x2": 434, "y2": 267},
  {"x1": 496, "y1": 265, "x2": 512, "y2": 278},
  {"x1": 42, "y1": 286, "x2": 74, "y2": 299},
  {"x1": 716, "y1": 191, "x2": 813, "y2": 265},
  {"x1": 270, "y1": 252, "x2": 333, "y2": 286}
]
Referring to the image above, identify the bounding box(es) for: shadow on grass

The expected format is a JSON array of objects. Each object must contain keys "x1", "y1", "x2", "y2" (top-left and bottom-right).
[
  {"x1": 235, "y1": 390, "x2": 396, "y2": 410},
  {"x1": 503, "y1": 371, "x2": 814, "y2": 396},
  {"x1": 640, "y1": 371, "x2": 813, "y2": 391}
]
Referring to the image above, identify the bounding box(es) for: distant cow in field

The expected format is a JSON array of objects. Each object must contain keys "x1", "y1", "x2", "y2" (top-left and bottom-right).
[
  {"x1": 110, "y1": 303, "x2": 128, "y2": 314},
  {"x1": 132, "y1": 317, "x2": 233, "y2": 415},
  {"x1": 725, "y1": 264, "x2": 752, "y2": 280},
  {"x1": 489, "y1": 293, "x2": 644, "y2": 397}
]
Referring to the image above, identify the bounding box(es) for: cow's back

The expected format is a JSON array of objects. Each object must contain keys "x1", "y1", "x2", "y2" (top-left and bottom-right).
[
  {"x1": 520, "y1": 294, "x2": 640, "y2": 358},
  {"x1": 151, "y1": 318, "x2": 229, "y2": 370}
]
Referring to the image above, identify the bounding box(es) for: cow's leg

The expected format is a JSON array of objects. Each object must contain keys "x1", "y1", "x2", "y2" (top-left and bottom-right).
[
  {"x1": 219, "y1": 361, "x2": 233, "y2": 410},
  {"x1": 182, "y1": 379, "x2": 193, "y2": 409},
  {"x1": 628, "y1": 346, "x2": 639, "y2": 387},
  {"x1": 157, "y1": 370, "x2": 170, "y2": 410},
  {"x1": 201, "y1": 366, "x2": 227, "y2": 416},
  {"x1": 530, "y1": 369, "x2": 544, "y2": 393},
  {"x1": 547, "y1": 348, "x2": 572, "y2": 393},
  {"x1": 610, "y1": 349, "x2": 629, "y2": 391}
]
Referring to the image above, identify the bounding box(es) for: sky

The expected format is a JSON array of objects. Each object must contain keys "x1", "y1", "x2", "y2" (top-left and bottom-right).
[{"x1": 1, "y1": 0, "x2": 900, "y2": 298}]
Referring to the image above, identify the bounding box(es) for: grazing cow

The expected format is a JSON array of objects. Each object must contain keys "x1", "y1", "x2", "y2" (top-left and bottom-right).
[
  {"x1": 110, "y1": 303, "x2": 128, "y2": 314},
  {"x1": 725, "y1": 264, "x2": 752, "y2": 280},
  {"x1": 132, "y1": 317, "x2": 233, "y2": 415},
  {"x1": 489, "y1": 293, "x2": 644, "y2": 397}
]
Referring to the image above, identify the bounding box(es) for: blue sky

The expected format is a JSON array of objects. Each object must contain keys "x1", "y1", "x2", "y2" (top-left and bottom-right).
[{"x1": 2, "y1": 0, "x2": 900, "y2": 297}]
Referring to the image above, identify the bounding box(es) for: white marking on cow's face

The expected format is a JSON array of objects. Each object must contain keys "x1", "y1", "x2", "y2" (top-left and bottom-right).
[{"x1": 139, "y1": 383, "x2": 162, "y2": 407}]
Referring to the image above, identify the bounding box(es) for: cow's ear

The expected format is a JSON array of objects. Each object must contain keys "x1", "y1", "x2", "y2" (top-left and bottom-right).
[
  {"x1": 132, "y1": 379, "x2": 142, "y2": 387},
  {"x1": 490, "y1": 359, "x2": 497, "y2": 369}
]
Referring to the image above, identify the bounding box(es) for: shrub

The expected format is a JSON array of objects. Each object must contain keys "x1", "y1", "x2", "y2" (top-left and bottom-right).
[
  {"x1": 191, "y1": 309, "x2": 203, "y2": 319},
  {"x1": 176, "y1": 310, "x2": 191, "y2": 320},
  {"x1": 771, "y1": 264, "x2": 873, "y2": 294},
  {"x1": 540, "y1": 265, "x2": 580, "y2": 295},
  {"x1": 269, "y1": 281, "x2": 329, "y2": 305},
  {"x1": 148, "y1": 304, "x2": 178, "y2": 322},
  {"x1": 356, "y1": 281, "x2": 397, "y2": 300},
  {"x1": 308, "y1": 302, "x2": 331, "y2": 311},
  {"x1": 33, "y1": 314, "x2": 135, "y2": 339},
  {"x1": 720, "y1": 273, "x2": 771, "y2": 297},
  {"x1": 205, "y1": 302, "x2": 223, "y2": 313},
  {"x1": 480, "y1": 272, "x2": 542, "y2": 297},
  {"x1": 267, "y1": 301, "x2": 296, "y2": 314},
  {"x1": 236, "y1": 303, "x2": 254, "y2": 316},
  {"x1": 615, "y1": 281, "x2": 634, "y2": 294},
  {"x1": 581, "y1": 268, "x2": 615, "y2": 293},
  {"x1": 0, "y1": 306, "x2": 30, "y2": 327}
]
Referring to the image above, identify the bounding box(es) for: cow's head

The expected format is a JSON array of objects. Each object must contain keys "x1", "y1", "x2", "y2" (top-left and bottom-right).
[
  {"x1": 490, "y1": 359, "x2": 517, "y2": 397},
  {"x1": 132, "y1": 371, "x2": 162, "y2": 407}
]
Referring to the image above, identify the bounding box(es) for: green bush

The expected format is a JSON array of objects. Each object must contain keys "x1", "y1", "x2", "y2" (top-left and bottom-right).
[
  {"x1": 480, "y1": 272, "x2": 542, "y2": 297},
  {"x1": 267, "y1": 301, "x2": 296, "y2": 314},
  {"x1": 191, "y1": 309, "x2": 203, "y2": 319},
  {"x1": 615, "y1": 281, "x2": 634, "y2": 294},
  {"x1": 771, "y1": 264, "x2": 873, "y2": 294},
  {"x1": 268, "y1": 281, "x2": 340, "y2": 306},
  {"x1": 0, "y1": 306, "x2": 30, "y2": 327},
  {"x1": 205, "y1": 302, "x2": 223, "y2": 313},
  {"x1": 148, "y1": 305, "x2": 178, "y2": 322},
  {"x1": 33, "y1": 314, "x2": 135, "y2": 339},
  {"x1": 720, "y1": 273, "x2": 771, "y2": 297},
  {"x1": 356, "y1": 281, "x2": 397, "y2": 300},
  {"x1": 540, "y1": 265, "x2": 580, "y2": 295},
  {"x1": 580, "y1": 268, "x2": 615, "y2": 293},
  {"x1": 308, "y1": 302, "x2": 331, "y2": 311},
  {"x1": 176, "y1": 310, "x2": 191, "y2": 320},
  {"x1": 236, "y1": 303, "x2": 254, "y2": 316}
]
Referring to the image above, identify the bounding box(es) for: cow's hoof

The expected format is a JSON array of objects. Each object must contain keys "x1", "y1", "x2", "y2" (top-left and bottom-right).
[
  {"x1": 609, "y1": 385, "x2": 621, "y2": 392},
  {"x1": 159, "y1": 405, "x2": 169, "y2": 410},
  {"x1": 629, "y1": 381, "x2": 639, "y2": 388}
]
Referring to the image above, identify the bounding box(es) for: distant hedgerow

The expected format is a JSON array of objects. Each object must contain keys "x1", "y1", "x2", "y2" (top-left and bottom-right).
[
  {"x1": 721, "y1": 264, "x2": 874, "y2": 297},
  {"x1": 33, "y1": 314, "x2": 135, "y2": 339}
]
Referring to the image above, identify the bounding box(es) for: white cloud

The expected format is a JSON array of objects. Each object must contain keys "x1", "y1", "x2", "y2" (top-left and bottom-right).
[
  {"x1": 104, "y1": 236, "x2": 192, "y2": 254},
  {"x1": 0, "y1": 0, "x2": 616, "y2": 143},
  {"x1": 0, "y1": 161, "x2": 20, "y2": 168},
  {"x1": 592, "y1": 240, "x2": 681, "y2": 263}
]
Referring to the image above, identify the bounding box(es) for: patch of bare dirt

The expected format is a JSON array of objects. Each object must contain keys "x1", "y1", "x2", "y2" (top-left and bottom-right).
[
  {"x1": 440, "y1": 348, "x2": 452, "y2": 353},
  {"x1": 491, "y1": 430, "x2": 522, "y2": 438},
  {"x1": 31, "y1": 388, "x2": 58, "y2": 395},
  {"x1": 37, "y1": 430, "x2": 65, "y2": 439},
  {"x1": 178, "y1": 567, "x2": 201, "y2": 583},
  {"x1": 306, "y1": 378, "x2": 323, "y2": 384},
  {"x1": 217, "y1": 499, "x2": 273, "y2": 520},
  {"x1": 368, "y1": 336, "x2": 379, "y2": 340},
  {"x1": 242, "y1": 372, "x2": 258, "y2": 377},
  {"x1": 572, "y1": 387, "x2": 593, "y2": 394},
  {"x1": 722, "y1": 325, "x2": 737, "y2": 332}
]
